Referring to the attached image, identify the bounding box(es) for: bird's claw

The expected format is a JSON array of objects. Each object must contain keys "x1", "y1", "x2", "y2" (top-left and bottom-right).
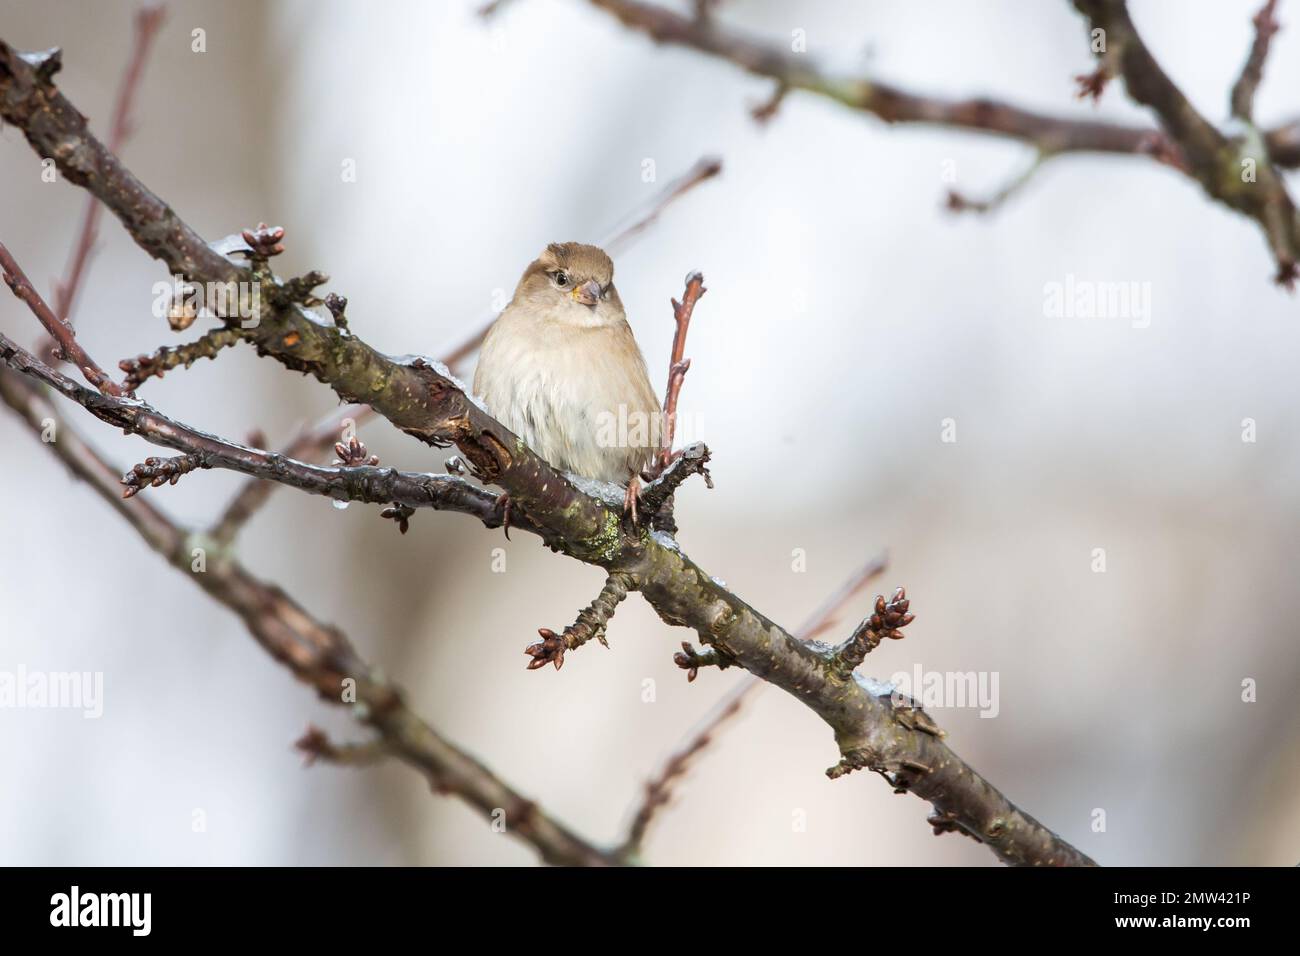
[
  {"x1": 495, "y1": 492, "x2": 513, "y2": 539},
  {"x1": 623, "y1": 475, "x2": 641, "y2": 527}
]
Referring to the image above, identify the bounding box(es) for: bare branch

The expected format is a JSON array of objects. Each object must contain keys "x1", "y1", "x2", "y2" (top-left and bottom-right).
[
  {"x1": 49, "y1": 3, "x2": 165, "y2": 331},
  {"x1": 1072, "y1": 0, "x2": 1300, "y2": 286},
  {"x1": 828, "y1": 587, "x2": 915, "y2": 679},
  {"x1": 527, "y1": 573, "x2": 633, "y2": 671},
  {"x1": 296, "y1": 726, "x2": 392, "y2": 767},
  {"x1": 658, "y1": 272, "x2": 705, "y2": 473},
  {"x1": 640, "y1": 441, "x2": 712, "y2": 521},
  {"x1": 0, "y1": 241, "x2": 126, "y2": 396},
  {"x1": 0, "y1": 330, "x2": 518, "y2": 530},
  {"x1": 0, "y1": 363, "x2": 614, "y2": 867},
  {"x1": 0, "y1": 40, "x2": 1095, "y2": 866},
  {"x1": 209, "y1": 403, "x2": 369, "y2": 547},
  {"x1": 946, "y1": 151, "x2": 1054, "y2": 216},
  {"x1": 584, "y1": 0, "x2": 1300, "y2": 278},
  {"x1": 582, "y1": 0, "x2": 1300, "y2": 167},
  {"x1": 1231, "y1": 0, "x2": 1282, "y2": 122},
  {"x1": 119, "y1": 326, "x2": 243, "y2": 391},
  {"x1": 621, "y1": 551, "x2": 888, "y2": 855}
]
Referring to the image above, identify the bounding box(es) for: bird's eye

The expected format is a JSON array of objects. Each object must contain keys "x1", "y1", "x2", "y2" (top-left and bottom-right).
[{"x1": 554, "y1": 272, "x2": 569, "y2": 287}]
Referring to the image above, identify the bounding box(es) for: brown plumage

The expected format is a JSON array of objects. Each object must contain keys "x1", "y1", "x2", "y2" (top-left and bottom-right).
[{"x1": 473, "y1": 243, "x2": 661, "y2": 486}]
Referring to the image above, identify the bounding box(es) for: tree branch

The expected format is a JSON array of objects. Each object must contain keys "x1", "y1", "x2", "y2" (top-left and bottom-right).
[
  {"x1": 0, "y1": 331, "x2": 520, "y2": 530},
  {"x1": 0, "y1": 39, "x2": 1095, "y2": 866},
  {"x1": 828, "y1": 587, "x2": 915, "y2": 679},
  {"x1": 946, "y1": 150, "x2": 1054, "y2": 216},
  {"x1": 0, "y1": 363, "x2": 614, "y2": 866},
  {"x1": 208, "y1": 402, "x2": 369, "y2": 547},
  {"x1": 658, "y1": 272, "x2": 705, "y2": 473},
  {"x1": 0, "y1": 241, "x2": 125, "y2": 396},
  {"x1": 526, "y1": 573, "x2": 634, "y2": 671},
  {"x1": 1072, "y1": 0, "x2": 1300, "y2": 286},
  {"x1": 119, "y1": 326, "x2": 243, "y2": 391},
  {"x1": 49, "y1": 3, "x2": 165, "y2": 331},
  {"x1": 583, "y1": 0, "x2": 1300, "y2": 282},
  {"x1": 621, "y1": 551, "x2": 887, "y2": 855},
  {"x1": 640, "y1": 440, "x2": 712, "y2": 519},
  {"x1": 1231, "y1": 0, "x2": 1281, "y2": 123},
  {"x1": 583, "y1": 0, "x2": 1300, "y2": 167}
]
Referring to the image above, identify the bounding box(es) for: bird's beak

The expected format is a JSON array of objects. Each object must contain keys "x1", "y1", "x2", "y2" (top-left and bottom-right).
[{"x1": 572, "y1": 279, "x2": 601, "y2": 307}]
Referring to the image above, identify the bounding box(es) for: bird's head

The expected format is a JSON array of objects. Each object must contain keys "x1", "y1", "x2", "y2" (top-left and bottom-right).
[{"x1": 513, "y1": 242, "x2": 624, "y2": 327}]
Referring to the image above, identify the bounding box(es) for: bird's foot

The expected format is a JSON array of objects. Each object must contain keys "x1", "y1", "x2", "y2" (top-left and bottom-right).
[
  {"x1": 495, "y1": 492, "x2": 513, "y2": 539},
  {"x1": 622, "y1": 475, "x2": 641, "y2": 527}
]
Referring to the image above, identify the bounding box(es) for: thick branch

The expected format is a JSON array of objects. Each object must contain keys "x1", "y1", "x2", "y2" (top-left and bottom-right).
[{"x1": 1072, "y1": 0, "x2": 1300, "y2": 285}]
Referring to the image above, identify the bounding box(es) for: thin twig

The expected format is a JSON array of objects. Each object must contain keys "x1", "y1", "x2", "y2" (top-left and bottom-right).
[
  {"x1": 658, "y1": 272, "x2": 705, "y2": 472},
  {"x1": 640, "y1": 441, "x2": 711, "y2": 518},
  {"x1": 1230, "y1": 0, "x2": 1281, "y2": 122},
  {"x1": 526, "y1": 574, "x2": 634, "y2": 671},
  {"x1": 1, "y1": 329, "x2": 520, "y2": 527},
  {"x1": 828, "y1": 587, "x2": 915, "y2": 679},
  {"x1": 50, "y1": 4, "x2": 166, "y2": 329},
  {"x1": 296, "y1": 726, "x2": 392, "y2": 767},
  {"x1": 119, "y1": 326, "x2": 242, "y2": 391},
  {"x1": 946, "y1": 150, "x2": 1054, "y2": 216},
  {"x1": 0, "y1": 241, "x2": 125, "y2": 396},
  {"x1": 209, "y1": 403, "x2": 368, "y2": 547}
]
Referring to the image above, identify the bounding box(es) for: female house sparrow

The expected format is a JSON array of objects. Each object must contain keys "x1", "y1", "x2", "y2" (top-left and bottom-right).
[{"x1": 473, "y1": 242, "x2": 660, "y2": 519}]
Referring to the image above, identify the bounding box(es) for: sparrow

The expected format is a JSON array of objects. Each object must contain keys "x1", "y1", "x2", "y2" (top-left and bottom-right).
[{"x1": 473, "y1": 242, "x2": 660, "y2": 522}]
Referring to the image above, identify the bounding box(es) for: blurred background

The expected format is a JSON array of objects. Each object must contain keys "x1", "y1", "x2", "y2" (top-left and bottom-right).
[{"x1": 2, "y1": 0, "x2": 1298, "y2": 866}]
